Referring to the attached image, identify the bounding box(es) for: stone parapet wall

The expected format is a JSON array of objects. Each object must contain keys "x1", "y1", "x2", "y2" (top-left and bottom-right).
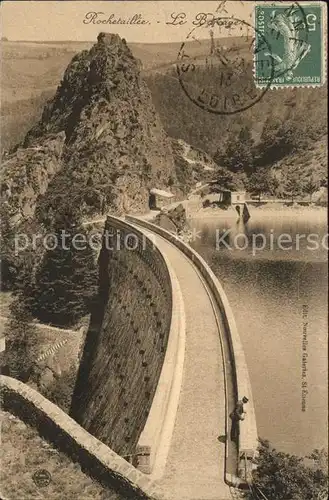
[
  {"x1": 0, "y1": 375, "x2": 164, "y2": 500},
  {"x1": 127, "y1": 216, "x2": 258, "y2": 484}
]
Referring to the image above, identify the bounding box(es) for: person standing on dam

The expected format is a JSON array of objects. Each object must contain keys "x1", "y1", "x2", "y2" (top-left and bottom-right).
[{"x1": 230, "y1": 396, "x2": 249, "y2": 442}]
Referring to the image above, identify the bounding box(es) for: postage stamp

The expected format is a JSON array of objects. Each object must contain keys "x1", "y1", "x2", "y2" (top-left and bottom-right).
[{"x1": 255, "y1": 2, "x2": 326, "y2": 87}]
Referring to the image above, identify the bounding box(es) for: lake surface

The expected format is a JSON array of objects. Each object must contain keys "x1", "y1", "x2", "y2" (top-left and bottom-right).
[{"x1": 190, "y1": 208, "x2": 328, "y2": 456}]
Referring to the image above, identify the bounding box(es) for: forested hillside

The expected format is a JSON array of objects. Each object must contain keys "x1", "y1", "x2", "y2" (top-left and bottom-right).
[
  {"x1": 145, "y1": 68, "x2": 327, "y2": 199},
  {"x1": 2, "y1": 39, "x2": 328, "y2": 202}
]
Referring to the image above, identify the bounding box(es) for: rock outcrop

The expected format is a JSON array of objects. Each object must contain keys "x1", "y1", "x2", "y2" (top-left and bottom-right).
[
  {"x1": 154, "y1": 203, "x2": 187, "y2": 233},
  {"x1": 1, "y1": 133, "x2": 65, "y2": 226},
  {"x1": 171, "y1": 138, "x2": 216, "y2": 190},
  {"x1": 1, "y1": 33, "x2": 184, "y2": 287},
  {"x1": 2, "y1": 33, "x2": 180, "y2": 229},
  {"x1": 23, "y1": 32, "x2": 178, "y2": 218}
]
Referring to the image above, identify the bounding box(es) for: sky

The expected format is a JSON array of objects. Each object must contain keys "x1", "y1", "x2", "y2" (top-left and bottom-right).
[{"x1": 1, "y1": 1, "x2": 254, "y2": 44}]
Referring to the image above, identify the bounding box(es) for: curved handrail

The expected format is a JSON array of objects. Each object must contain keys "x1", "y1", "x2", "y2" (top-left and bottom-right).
[{"x1": 126, "y1": 216, "x2": 258, "y2": 484}]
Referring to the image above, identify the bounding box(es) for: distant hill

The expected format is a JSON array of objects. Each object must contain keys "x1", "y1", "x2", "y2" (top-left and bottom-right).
[
  {"x1": 145, "y1": 68, "x2": 327, "y2": 155},
  {"x1": 1, "y1": 36, "x2": 246, "y2": 104},
  {"x1": 1, "y1": 37, "x2": 327, "y2": 191},
  {"x1": 1, "y1": 39, "x2": 199, "y2": 150},
  {"x1": 2, "y1": 36, "x2": 326, "y2": 149}
]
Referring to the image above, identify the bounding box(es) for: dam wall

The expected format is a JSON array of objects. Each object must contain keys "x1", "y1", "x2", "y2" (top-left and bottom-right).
[{"x1": 70, "y1": 215, "x2": 178, "y2": 462}]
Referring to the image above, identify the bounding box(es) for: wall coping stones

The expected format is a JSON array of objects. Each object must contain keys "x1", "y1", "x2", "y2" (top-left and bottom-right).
[
  {"x1": 0, "y1": 375, "x2": 165, "y2": 500},
  {"x1": 126, "y1": 216, "x2": 258, "y2": 486}
]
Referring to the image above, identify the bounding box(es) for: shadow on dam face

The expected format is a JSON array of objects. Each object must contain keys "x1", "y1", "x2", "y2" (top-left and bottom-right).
[{"x1": 70, "y1": 218, "x2": 172, "y2": 457}]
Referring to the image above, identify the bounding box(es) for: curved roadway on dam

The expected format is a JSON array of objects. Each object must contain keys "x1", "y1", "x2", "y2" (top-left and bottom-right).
[{"x1": 131, "y1": 222, "x2": 236, "y2": 500}]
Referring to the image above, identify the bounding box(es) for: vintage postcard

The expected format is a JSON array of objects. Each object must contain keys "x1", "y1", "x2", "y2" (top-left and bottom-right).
[{"x1": 0, "y1": 1, "x2": 328, "y2": 500}]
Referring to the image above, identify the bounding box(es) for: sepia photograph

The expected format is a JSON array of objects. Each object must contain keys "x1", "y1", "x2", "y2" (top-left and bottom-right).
[{"x1": 0, "y1": 1, "x2": 328, "y2": 499}]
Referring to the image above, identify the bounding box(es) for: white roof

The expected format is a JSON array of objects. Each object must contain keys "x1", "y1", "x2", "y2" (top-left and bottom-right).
[{"x1": 150, "y1": 188, "x2": 174, "y2": 198}]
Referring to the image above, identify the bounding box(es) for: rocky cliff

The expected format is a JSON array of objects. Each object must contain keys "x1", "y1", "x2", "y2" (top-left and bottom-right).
[
  {"x1": 171, "y1": 138, "x2": 217, "y2": 189},
  {"x1": 1, "y1": 133, "x2": 65, "y2": 226},
  {"x1": 24, "y1": 32, "x2": 178, "y2": 218},
  {"x1": 1, "y1": 33, "x2": 179, "y2": 232},
  {"x1": 1, "y1": 33, "x2": 184, "y2": 288}
]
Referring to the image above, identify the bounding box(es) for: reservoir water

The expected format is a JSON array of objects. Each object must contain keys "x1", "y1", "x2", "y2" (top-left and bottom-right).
[{"x1": 190, "y1": 207, "x2": 328, "y2": 456}]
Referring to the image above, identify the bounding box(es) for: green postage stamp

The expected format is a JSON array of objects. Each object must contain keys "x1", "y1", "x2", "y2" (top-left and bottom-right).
[{"x1": 255, "y1": 2, "x2": 326, "y2": 87}]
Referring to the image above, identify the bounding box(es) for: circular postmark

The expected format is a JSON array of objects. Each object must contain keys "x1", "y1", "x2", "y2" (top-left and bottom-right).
[
  {"x1": 176, "y1": 16, "x2": 275, "y2": 115},
  {"x1": 32, "y1": 469, "x2": 52, "y2": 487}
]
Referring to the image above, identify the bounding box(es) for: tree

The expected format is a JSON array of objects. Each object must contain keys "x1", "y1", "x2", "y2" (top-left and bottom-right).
[
  {"x1": 44, "y1": 362, "x2": 77, "y2": 412},
  {"x1": 214, "y1": 166, "x2": 236, "y2": 190},
  {"x1": 31, "y1": 217, "x2": 99, "y2": 327},
  {"x1": 283, "y1": 167, "x2": 304, "y2": 202},
  {"x1": 0, "y1": 205, "x2": 17, "y2": 289},
  {"x1": 307, "y1": 448, "x2": 329, "y2": 475},
  {"x1": 247, "y1": 439, "x2": 328, "y2": 500},
  {"x1": 0, "y1": 204, "x2": 43, "y2": 292},
  {"x1": 215, "y1": 126, "x2": 255, "y2": 174},
  {"x1": 2, "y1": 299, "x2": 38, "y2": 380},
  {"x1": 256, "y1": 112, "x2": 315, "y2": 168},
  {"x1": 256, "y1": 117, "x2": 298, "y2": 167},
  {"x1": 247, "y1": 169, "x2": 278, "y2": 201},
  {"x1": 303, "y1": 176, "x2": 320, "y2": 202}
]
